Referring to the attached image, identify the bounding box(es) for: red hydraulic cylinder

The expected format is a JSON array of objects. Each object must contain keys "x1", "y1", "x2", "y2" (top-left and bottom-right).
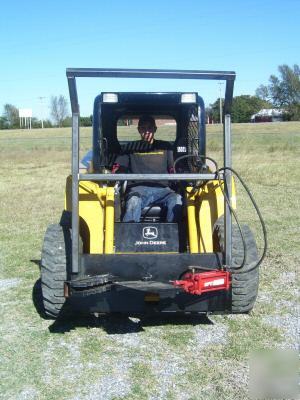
[{"x1": 173, "y1": 270, "x2": 231, "y2": 295}]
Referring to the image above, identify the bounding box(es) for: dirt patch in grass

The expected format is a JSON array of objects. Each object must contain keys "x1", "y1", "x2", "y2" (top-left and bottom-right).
[{"x1": 0, "y1": 278, "x2": 21, "y2": 291}]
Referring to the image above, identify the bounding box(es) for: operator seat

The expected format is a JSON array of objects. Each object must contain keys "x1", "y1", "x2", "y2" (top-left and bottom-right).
[{"x1": 140, "y1": 205, "x2": 166, "y2": 222}]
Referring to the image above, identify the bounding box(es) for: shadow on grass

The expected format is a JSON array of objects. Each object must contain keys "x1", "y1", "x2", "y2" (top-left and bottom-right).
[
  {"x1": 140, "y1": 313, "x2": 213, "y2": 327},
  {"x1": 48, "y1": 313, "x2": 146, "y2": 334},
  {"x1": 32, "y1": 279, "x2": 48, "y2": 319},
  {"x1": 30, "y1": 259, "x2": 41, "y2": 268},
  {"x1": 47, "y1": 313, "x2": 213, "y2": 335},
  {"x1": 32, "y1": 279, "x2": 214, "y2": 335}
]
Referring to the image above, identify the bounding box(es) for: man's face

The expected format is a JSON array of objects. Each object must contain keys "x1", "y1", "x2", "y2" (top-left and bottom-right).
[{"x1": 138, "y1": 121, "x2": 156, "y2": 143}]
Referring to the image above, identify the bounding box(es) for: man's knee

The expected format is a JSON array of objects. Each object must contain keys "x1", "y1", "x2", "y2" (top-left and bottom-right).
[
  {"x1": 165, "y1": 192, "x2": 183, "y2": 222},
  {"x1": 123, "y1": 193, "x2": 142, "y2": 222},
  {"x1": 126, "y1": 194, "x2": 142, "y2": 208},
  {"x1": 167, "y1": 192, "x2": 182, "y2": 206}
]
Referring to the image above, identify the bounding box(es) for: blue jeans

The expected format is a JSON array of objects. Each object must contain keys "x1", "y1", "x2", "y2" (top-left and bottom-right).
[{"x1": 123, "y1": 186, "x2": 182, "y2": 223}]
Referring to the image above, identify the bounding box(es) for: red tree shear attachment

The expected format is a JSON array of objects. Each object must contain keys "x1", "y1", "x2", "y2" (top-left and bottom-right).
[{"x1": 173, "y1": 269, "x2": 231, "y2": 295}]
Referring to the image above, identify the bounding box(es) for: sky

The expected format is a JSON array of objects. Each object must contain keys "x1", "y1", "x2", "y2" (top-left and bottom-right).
[{"x1": 0, "y1": 0, "x2": 299, "y2": 119}]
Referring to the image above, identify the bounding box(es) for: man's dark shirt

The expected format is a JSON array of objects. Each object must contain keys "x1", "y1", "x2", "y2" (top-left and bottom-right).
[{"x1": 115, "y1": 140, "x2": 174, "y2": 188}]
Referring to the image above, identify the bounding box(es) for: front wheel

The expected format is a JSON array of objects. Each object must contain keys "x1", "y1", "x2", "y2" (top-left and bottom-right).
[{"x1": 40, "y1": 224, "x2": 71, "y2": 318}]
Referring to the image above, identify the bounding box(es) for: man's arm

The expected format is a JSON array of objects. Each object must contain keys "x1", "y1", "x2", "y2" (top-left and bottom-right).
[{"x1": 80, "y1": 150, "x2": 93, "y2": 172}]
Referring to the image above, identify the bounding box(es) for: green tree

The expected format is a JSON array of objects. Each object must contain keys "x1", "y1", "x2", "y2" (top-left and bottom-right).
[
  {"x1": 3, "y1": 104, "x2": 19, "y2": 128},
  {"x1": 231, "y1": 95, "x2": 271, "y2": 123},
  {"x1": 62, "y1": 116, "x2": 72, "y2": 127},
  {"x1": 50, "y1": 95, "x2": 69, "y2": 127},
  {"x1": 43, "y1": 119, "x2": 53, "y2": 128},
  {"x1": 0, "y1": 116, "x2": 9, "y2": 129},
  {"x1": 80, "y1": 115, "x2": 93, "y2": 126},
  {"x1": 256, "y1": 64, "x2": 300, "y2": 120},
  {"x1": 31, "y1": 118, "x2": 40, "y2": 128},
  {"x1": 31, "y1": 117, "x2": 52, "y2": 128},
  {"x1": 207, "y1": 95, "x2": 271, "y2": 123},
  {"x1": 206, "y1": 99, "x2": 222, "y2": 123}
]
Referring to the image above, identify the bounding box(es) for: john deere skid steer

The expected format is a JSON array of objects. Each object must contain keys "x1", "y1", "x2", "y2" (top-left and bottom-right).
[{"x1": 40, "y1": 68, "x2": 266, "y2": 319}]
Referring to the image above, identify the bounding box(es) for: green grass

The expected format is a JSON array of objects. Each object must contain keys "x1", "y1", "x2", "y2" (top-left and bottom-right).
[{"x1": 0, "y1": 122, "x2": 299, "y2": 399}]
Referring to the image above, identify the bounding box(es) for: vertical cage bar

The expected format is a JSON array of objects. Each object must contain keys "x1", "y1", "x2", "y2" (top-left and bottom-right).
[
  {"x1": 224, "y1": 79, "x2": 235, "y2": 116},
  {"x1": 68, "y1": 75, "x2": 80, "y2": 274},
  {"x1": 224, "y1": 114, "x2": 232, "y2": 267},
  {"x1": 71, "y1": 113, "x2": 80, "y2": 274}
]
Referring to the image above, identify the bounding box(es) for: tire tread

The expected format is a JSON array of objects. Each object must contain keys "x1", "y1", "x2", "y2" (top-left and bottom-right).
[
  {"x1": 40, "y1": 224, "x2": 71, "y2": 318},
  {"x1": 215, "y1": 221, "x2": 259, "y2": 313}
]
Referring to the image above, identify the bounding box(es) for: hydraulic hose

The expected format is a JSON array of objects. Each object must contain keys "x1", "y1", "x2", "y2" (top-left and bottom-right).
[
  {"x1": 173, "y1": 154, "x2": 267, "y2": 272},
  {"x1": 218, "y1": 167, "x2": 268, "y2": 270}
]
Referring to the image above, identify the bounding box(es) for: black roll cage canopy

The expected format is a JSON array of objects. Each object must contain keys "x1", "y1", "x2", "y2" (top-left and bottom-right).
[
  {"x1": 92, "y1": 92, "x2": 206, "y2": 171},
  {"x1": 66, "y1": 68, "x2": 236, "y2": 275}
]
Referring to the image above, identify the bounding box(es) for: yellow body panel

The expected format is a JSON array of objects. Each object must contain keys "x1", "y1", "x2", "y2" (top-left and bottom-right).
[
  {"x1": 186, "y1": 178, "x2": 236, "y2": 253},
  {"x1": 65, "y1": 176, "x2": 115, "y2": 254},
  {"x1": 104, "y1": 187, "x2": 115, "y2": 254},
  {"x1": 186, "y1": 189, "x2": 199, "y2": 253},
  {"x1": 65, "y1": 176, "x2": 236, "y2": 255}
]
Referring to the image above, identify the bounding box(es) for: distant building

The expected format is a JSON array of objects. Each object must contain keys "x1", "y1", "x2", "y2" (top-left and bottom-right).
[
  {"x1": 131, "y1": 117, "x2": 176, "y2": 126},
  {"x1": 251, "y1": 109, "x2": 284, "y2": 123}
]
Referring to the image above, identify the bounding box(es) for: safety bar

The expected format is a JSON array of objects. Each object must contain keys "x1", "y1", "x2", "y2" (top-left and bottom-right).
[
  {"x1": 66, "y1": 67, "x2": 235, "y2": 79},
  {"x1": 79, "y1": 173, "x2": 223, "y2": 181},
  {"x1": 66, "y1": 68, "x2": 236, "y2": 114}
]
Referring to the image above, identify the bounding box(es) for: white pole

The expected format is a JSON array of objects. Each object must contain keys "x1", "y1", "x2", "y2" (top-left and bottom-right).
[{"x1": 38, "y1": 96, "x2": 46, "y2": 128}]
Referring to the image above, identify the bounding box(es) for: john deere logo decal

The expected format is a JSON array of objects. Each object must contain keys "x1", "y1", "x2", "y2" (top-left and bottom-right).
[
  {"x1": 143, "y1": 227, "x2": 158, "y2": 240},
  {"x1": 135, "y1": 226, "x2": 166, "y2": 246}
]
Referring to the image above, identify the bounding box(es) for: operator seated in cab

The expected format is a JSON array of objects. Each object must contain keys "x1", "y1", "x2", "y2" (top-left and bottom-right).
[{"x1": 112, "y1": 115, "x2": 182, "y2": 223}]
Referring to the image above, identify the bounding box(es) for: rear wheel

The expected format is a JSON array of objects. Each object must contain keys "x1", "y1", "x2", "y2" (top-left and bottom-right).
[
  {"x1": 215, "y1": 221, "x2": 259, "y2": 313},
  {"x1": 40, "y1": 224, "x2": 71, "y2": 318}
]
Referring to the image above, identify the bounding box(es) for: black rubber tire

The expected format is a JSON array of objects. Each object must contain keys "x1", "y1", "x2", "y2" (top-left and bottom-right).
[
  {"x1": 40, "y1": 224, "x2": 71, "y2": 318},
  {"x1": 215, "y1": 221, "x2": 259, "y2": 313}
]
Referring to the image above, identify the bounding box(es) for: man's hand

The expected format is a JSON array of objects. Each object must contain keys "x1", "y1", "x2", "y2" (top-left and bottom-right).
[
  {"x1": 112, "y1": 163, "x2": 128, "y2": 174},
  {"x1": 112, "y1": 163, "x2": 120, "y2": 173}
]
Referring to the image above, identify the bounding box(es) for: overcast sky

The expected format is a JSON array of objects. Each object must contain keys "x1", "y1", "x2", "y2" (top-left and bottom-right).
[{"x1": 0, "y1": 0, "x2": 299, "y2": 119}]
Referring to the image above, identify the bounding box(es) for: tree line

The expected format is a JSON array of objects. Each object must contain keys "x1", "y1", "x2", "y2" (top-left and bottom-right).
[
  {"x1": 0, "y1": 96, "x2": 93, "y2": 129},
  {"x1": 0, "y1": 64, "x2": 299, "y2": 129},
  {"x1": 207, "y1": 64, "x2": 299, "y2": 123}
]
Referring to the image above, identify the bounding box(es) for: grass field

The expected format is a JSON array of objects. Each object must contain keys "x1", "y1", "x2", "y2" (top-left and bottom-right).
[{"x1": 0, "y1": 122, "x2": 299, "y2": 399}]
